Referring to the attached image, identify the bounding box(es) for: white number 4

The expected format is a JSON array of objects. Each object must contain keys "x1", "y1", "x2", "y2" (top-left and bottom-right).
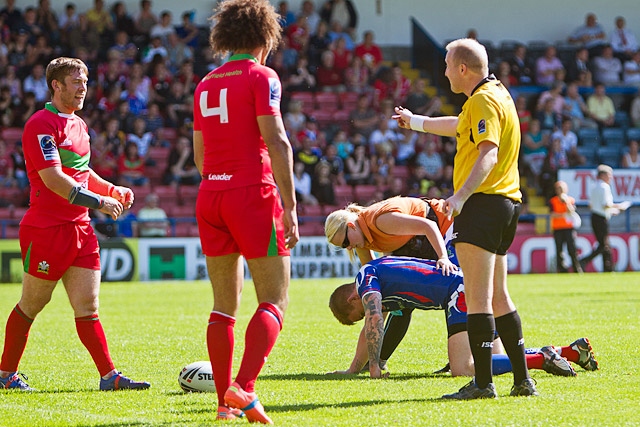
[{"x1": 200, "y1": 89, "x2": 229, "y2": 123}]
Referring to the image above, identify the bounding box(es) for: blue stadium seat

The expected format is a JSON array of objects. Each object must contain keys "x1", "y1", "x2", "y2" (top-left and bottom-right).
[
  {"x1": 596, "y1": 146, "x2": 622, "y2": 168},
  {"x1": 627, "y1": 128, "x2": 640, "y2": 143},
  {"x1": 577, "y1": 146, "x2": 598, "y2": 167},
  {"x1": 602, "y1": 127, "x2": 626, "y2": 149},
  {"x1": 614, "y1": 111, "x2": 630, "y2": 129},
  {"x1": 577, "y1": 128, "x2": 601, "y2": 148}
]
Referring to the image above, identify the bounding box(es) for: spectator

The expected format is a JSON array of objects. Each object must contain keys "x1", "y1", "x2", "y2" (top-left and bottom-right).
[
  {"x1": 286, "y1": 56, "x2": 316, "y2": 92},
  {"x1": 521, "y1": 119, "x2": 549, "y2": 193},
  {"x1": 631, "y1": 90, "x2": 640, "y2": 127},
  {"x1": 137, "y1": 193, "x2": 169, "y2": 237},
  {"x1": 586, "y1": 83, "x2": 616, "y2": 129},
  {"x1": 1, "y1": 0, "x2": 23, "y2": 32},
  {"x1": 165, "y1": 80, "x2": 191, "y2": 127},
  {"x1": 90, "y1": 134, "x2": 118, "y2": 182},
  {"x1": 370, "y1": 141, "x2": 395, "y2": 186},
  {"x1": 14, "y1": 7, "x2": 42, "y2": 44},
  {"x1": 321, "y1": 143, "x2": 345, "y2": 185},
  {"x1": 149, "y1": 61, "x2": 172, "y2": 109},
  {"x1": 293, "y1": 160, "x2": 318, "y2": 206},
  {"x1": 27, "y1": 34, "x2": 54, "y2": 67},
  {"x1": 0, "y1": 138, "x2": 14, "y2": 188},
  {"x1": 368, "y1": 115, "x2": 400, "y2": 155},
  {"x1": 149, "y1": 10, "x2": 175, "y2": 46},
  {"x1": 568, "y1": 12, "x2": 608, "y2": 56},
  {"x1": 383, "y1": 176, "x2": 406, "y2": 198},
  {"x1": 142, "y1": 101, "x2": 165, "y2": 134},
  {"x1": 344, "y1": 143, "x2": 371, "y2": 186},
  {"x1": 315, "y1": 50, "x2": 345, "y2": 93},
  {"x1": 134, "y1": 0, "x2": 158, "y2": 47},
  {"x1": 395, "y1": 128, "x2": 417, "y2": 166},
  {"x1": 331, "y1": 36, "x2": 352, "y2": 74},
  {"x1": 12, "y1": 91, "x2": 36, "y2": 127},
  {"x1": 68, "y1": 13, "x2": 100, "y2": 62},
  {"x1": 298, "y1": 0, "x2": 321, "y2": 36},
  {"x1": 126, "y1": 117, "x2": 155, "y2": 163},
  {"x1": 117, "y1": 141, "x2": 148, "y2": 187},
  {"x1": 563, "y1": 81, "x2": 598, "y2": 130},
  {"x1": 306, "y1": 20, "x2": 331, "y2": 72},
  {"x1": 175, "y1": 60, "x2": 199, "y2": 93},
  {"x1": 0, "y1": 86, "x2": 12, "y2": 127},
  {"x1": 349, "y1": 94, "x2": 379, "y2": 138},
  {"x1": 142, "y1": 35, "x2": 168, "y2": 64},
  {"x1": 354, "y1": 30, "x2": 383, "y2": 75},
  {"x1": 549, "y1": 181, "x2": 583, "y2": 273},
  {"x1": 404, "y1": 78, "x2": 442, "y2": 116},
  {"x1": 286, "y1": 14, "x2": 310, "y2": 55},
  {"x1": 85, "y1": 0, "x2": 114, "y2": 54},
  {"x1": 621, "y1": 139, "x2": 640, "y2": 168},
  {"x1": 564, "y1": 47, "x2": 593, "y2": 87},
  {"x1": 175, "y1": 10, "x2": 199, "y2": 50},
  {"x1": 295, "y1": 135, "x2": 322, "y2": 176},
  {"x1": 320, "y1": 0, "x2": 358, "y2": 38},
  {"x1": 536, "y1": 97, "x2": 561, "y2": 132},
  {"x1": 58, "y1": 2, "x2": 79, "y2": 51},
  {"x1": 34, "y1": 0, "x2": 58, "y2": 45},
  {"x1": 277, "y1": 1, "x2": 296, "y2": 29},
  {"x1": 622, "y1": 50, "x2": 640, "y2": 86},
  {"x1": 540, "y1": 137, "x2": 569, "y2": 201},
  {"x1": 111, "y1": 1, "x2": 136, "y2": 38},
  {"x1": 592, "y1": 45, "x2": 622, "y2": 85},
  {"x1": 162, "y1": 136, "x2": 200, "y2": 186},
  {"x1": 332, "y1": 129, "x2": 353, "y2": 159},
  {"x1": 535, "y1": 45, "x2": 565, "y2": 86},
  {"x1": 552, "y1": 118, "x2": 585, "y2": 167},
  {"x1": 113, "y1": 99, "x2": 136, "y2": 134},
  {"x1": 508, "y1": 44, "x2": 534, "y2": 85},
  {"x1": 22, "y1": 63, "x2": 48, "y2": 105},
  {"x1": 101, "y1": 116, "x2": 127, "y2": 156},
  {"x1": 123, "y1": 61, "x2": 152, "y2": 105},
  {"x1": 311, "y1": 160, "x2": 336, "y2": 205},
  {"x1": 610, "y1": 16, "x2": 638, "y2": 61},
  {"x1": 165, "y1": 32, "x2": 193, "y2": 74},
  {"x1": 7, "y1": 30, "x2": 31, "y2": 79},
  {"x1": 0, "y1": 65, "x2": 22, "y2": 103},
  {"x1": 108, "y1": 30, "x2": 138, "y2": 65},
  {"x1": 327, "y1": 20, "x2": 354, "y2": 51},
  {"x1": 536, "y1": 80, "x2": 565, "y2": 117},
  {"x1": 414, "y1": 136, "x2": 444, "y2": 183},
  {"x1": 283, "y1": 100, "x2": 307, "y2": 141},
  {"x1": 515, "y1": 95, "x2": 532, "y2": 134},
  {"x1": 343, "y1": 55, "x2": 369, "y2": 94}
]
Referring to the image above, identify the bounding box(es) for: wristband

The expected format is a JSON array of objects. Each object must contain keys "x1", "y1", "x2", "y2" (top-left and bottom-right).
[
  {"x1": 68, "y1": 186, "x2": 104, "y2": 209},
  {"x1": 409, "y1": 115, "x2": 426, "y2": 132}
]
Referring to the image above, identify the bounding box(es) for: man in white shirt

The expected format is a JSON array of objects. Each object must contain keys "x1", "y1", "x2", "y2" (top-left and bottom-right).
[
  {"x1": 610, "y1": 16, "x2": 638, "y2": 61},
  {"x1": 579, "y1": 165, "x2": 629, "y2": 271}
]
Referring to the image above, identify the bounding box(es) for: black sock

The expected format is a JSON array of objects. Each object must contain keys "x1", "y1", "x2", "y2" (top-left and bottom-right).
[
  {"x1": 495, "y1": 311, "x2": 529, "y2": 384},
  {"x1": 380, "y1": 308, "x2": 413, "y2": 361},
  {"x1": 467, "y1": 313, "x2": 495, "y2": 389}
]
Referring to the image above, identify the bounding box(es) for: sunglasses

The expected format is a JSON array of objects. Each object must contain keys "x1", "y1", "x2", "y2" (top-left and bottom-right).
[{"x1": 341, "y1": 225, "x2": 350, "y2": 249}]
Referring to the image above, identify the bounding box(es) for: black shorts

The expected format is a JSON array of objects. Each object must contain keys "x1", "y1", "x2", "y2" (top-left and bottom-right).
[{"x1": 452, "y1": 193, "x2": 521, "y2": 255}]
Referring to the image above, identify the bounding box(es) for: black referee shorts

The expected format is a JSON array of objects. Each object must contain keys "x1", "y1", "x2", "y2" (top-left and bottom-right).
[{"x1": 452, "y1": 193, "x2": 521, "y2": 255}]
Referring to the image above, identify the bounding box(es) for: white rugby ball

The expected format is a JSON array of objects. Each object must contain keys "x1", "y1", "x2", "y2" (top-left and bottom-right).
[{"x1": 178, "y1": 361, "x2": 215, "y2": 393}]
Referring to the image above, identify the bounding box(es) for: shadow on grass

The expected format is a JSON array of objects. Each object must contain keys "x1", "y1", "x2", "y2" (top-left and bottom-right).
[{"x1": 260, "y1": 372, "x2": 447, "y2": 381}]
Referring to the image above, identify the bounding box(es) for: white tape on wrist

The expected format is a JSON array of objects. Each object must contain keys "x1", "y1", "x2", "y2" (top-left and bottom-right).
[{"x1": 409, "y1": 115, "x2": 425, "y2": 132}]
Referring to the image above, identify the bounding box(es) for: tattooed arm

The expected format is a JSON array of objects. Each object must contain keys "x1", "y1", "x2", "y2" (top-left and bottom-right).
[{"x1": 363, "y1": 292, "x2": 388, "y2": 378}]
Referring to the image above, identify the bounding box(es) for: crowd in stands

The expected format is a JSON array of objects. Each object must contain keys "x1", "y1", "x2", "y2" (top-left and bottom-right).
[{"x1": 1, "y1": 2, "x2": 640, "y2": 237}]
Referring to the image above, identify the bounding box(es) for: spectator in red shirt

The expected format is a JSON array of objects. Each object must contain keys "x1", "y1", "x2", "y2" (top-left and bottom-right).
[{"x1": 354, "y1": 30, "x2": 383, "y2": 75}]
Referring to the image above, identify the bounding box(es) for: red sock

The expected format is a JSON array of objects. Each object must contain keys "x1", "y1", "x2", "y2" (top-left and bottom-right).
[
  {"x1": 0, "y1": 305, "x2": 34, "y2": 373},
  {"x1": 556, "y1": 345, "x2": 579, "y2": 363},
  {"x1": 235, "y1": 303, "x2": 283, "y2": 393},
  {"x1": 207, "y1": 311, "x2": 235, "y2": 406},
  {"x1": 525, "y1": 352, "x2": 545, "y2": 370},
  {"x1": 75, "y1": 315, "x2": 115, "y2": 377}
]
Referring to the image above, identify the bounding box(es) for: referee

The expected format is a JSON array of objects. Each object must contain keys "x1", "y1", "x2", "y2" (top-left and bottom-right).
[{"x1": 393, "y1": 38, "x2": 536, "y2": 399}]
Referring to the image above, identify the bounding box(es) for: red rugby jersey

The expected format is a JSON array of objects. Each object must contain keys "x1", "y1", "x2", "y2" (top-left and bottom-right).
[
  {"x1": 193, "y1": 54, "x2": 282, "y2": 191},
  {"x1": 21, "y1": 103, "x2": 92, "y2": 227}
]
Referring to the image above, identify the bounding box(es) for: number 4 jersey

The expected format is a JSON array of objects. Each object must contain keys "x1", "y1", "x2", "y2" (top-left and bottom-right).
[{"x1": 193, "y1": 54, "x2": 282, "y2": 191}]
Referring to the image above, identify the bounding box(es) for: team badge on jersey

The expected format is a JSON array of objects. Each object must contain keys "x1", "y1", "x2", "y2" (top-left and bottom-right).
[
  {"x1": 38, "y1": 134, "x2": 60, "y2": 161},
  {"x1": 477, "y1": 119, "x2": 486, "y2": 134},
  {"x1": 268, "y1": 78, "x2": 281, "y2": 109},
  {"x1": 37, "y1": 260, "x2": 50, "y2": 274}
]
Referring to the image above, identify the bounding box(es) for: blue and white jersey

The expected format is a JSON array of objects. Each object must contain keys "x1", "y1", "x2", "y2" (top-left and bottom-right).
[{"x1": 355, "y1": 256, "x2": 466, "y2": 315}]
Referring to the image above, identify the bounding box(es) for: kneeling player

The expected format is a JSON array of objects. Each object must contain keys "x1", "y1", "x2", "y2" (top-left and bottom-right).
[{"x1": 328, "y1": 256, "x2": 599, "y2": 379}]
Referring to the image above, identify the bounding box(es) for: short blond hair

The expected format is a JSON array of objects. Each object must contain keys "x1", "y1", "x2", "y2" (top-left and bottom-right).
[
  {"x1": 329, "y1": 283, "x2": 358, "y2": 325},
  {"x1": 445, "y1": 38, "x2": 489, "y2": 75},
  {"x1": 597, "y1": 164, "x2": 613, "y2": 177},
  {"x1": 324, "y1": 203, "x2": 363, "y2": 261}
]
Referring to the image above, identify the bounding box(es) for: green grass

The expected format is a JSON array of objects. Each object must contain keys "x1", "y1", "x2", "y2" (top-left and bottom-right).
[{"x1": 1, "y1": 273, "x2": 639, "y2": 426}]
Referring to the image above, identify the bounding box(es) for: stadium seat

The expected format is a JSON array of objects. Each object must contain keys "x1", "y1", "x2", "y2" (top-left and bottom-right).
[
  {"x1": 577, "y1": 128, "x2": 601, "y2": 148},
  {"x1": 148, "y1": 146, "x2": 171, "y2": 166},
  {"x1": 297, "y1": 221, "x2": 325, "y2": 236},
  {"x1": 499, "y1": 39, "x2": 521, "y2": 59},
  {"x1": 301, "y1": 204, "x2": 323, "y2": 218},
  {"x1": 527, "y1": 40, "x2": 549, "y2": 60},
  {"x1": 290, "y1": 91, "x2": 316, "y2": 114},
  {"x1": 391, "y1": 165, "x2": 410, "y2": 179},
  {"x1": 334, "y1": 185, "x2": 354, "y2": 204},
  {"x1": 1, "y1": 127, "x2": 23, "y2": 144},
  {"x1": 596, "y1": 146, "x2": 622, "y2": 168},
  {"x1": 309, "y1": 109, "x2": 334, "y2": 128},
  {"x1": 172, "y1": 221, "x2": 198, "y2": 238},
  {"x1": 322, "y1": 204, "x2": 342, "y2": 215},
  {"x1": 169, "y1": 204, "x2": 196, "y2": 218},
  {"x1": 339, "y1": 92, "x2": 359, "y2": 111},
  {"x1": 156, "y1": 127, "x2": 178, "y2": 144},
  {"x1": 601, "y1": 128, "x2": 626, "y2": 149},
  {"x1": 577, "y1": 146, "x2": 598, "y2": 167},
  {"x1": 315, "y1": 92, "x2": 339, "y2": 110},
  {"x1": 354, "y1": 185, "x2": 379, "y2": 205},
  {"x1": 626, "y1": 127, "x2": 640, "y2": 142},
  {"x1": 614, "y1": 111, "x2": 630, "y2": 129},
  {"x1": 332, "y1": 110, "x2": 352, "y2": 133}
]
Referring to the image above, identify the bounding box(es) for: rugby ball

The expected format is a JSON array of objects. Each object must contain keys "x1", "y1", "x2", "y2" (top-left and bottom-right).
[{"x1": 178, "y1": 361, "x2": 215, "y2": 393}]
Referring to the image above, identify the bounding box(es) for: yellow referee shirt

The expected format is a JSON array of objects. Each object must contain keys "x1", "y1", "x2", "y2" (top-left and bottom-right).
[{"x1": 454, "y1": 78, "x2": 522, "y2": 202}]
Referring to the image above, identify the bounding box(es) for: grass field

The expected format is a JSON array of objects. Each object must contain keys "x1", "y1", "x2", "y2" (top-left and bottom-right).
[{"x1": 1, "y1": 272, "x2": 639, "y2": 427}]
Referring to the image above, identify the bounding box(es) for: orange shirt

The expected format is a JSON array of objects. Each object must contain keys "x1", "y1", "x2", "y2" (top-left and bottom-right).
[
  {"x1": 549, "y1": 195, "x2": 574, "y2": 230},
  {"x1": 356, "y1": 197, "x2": 452, "y2": 252}
]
